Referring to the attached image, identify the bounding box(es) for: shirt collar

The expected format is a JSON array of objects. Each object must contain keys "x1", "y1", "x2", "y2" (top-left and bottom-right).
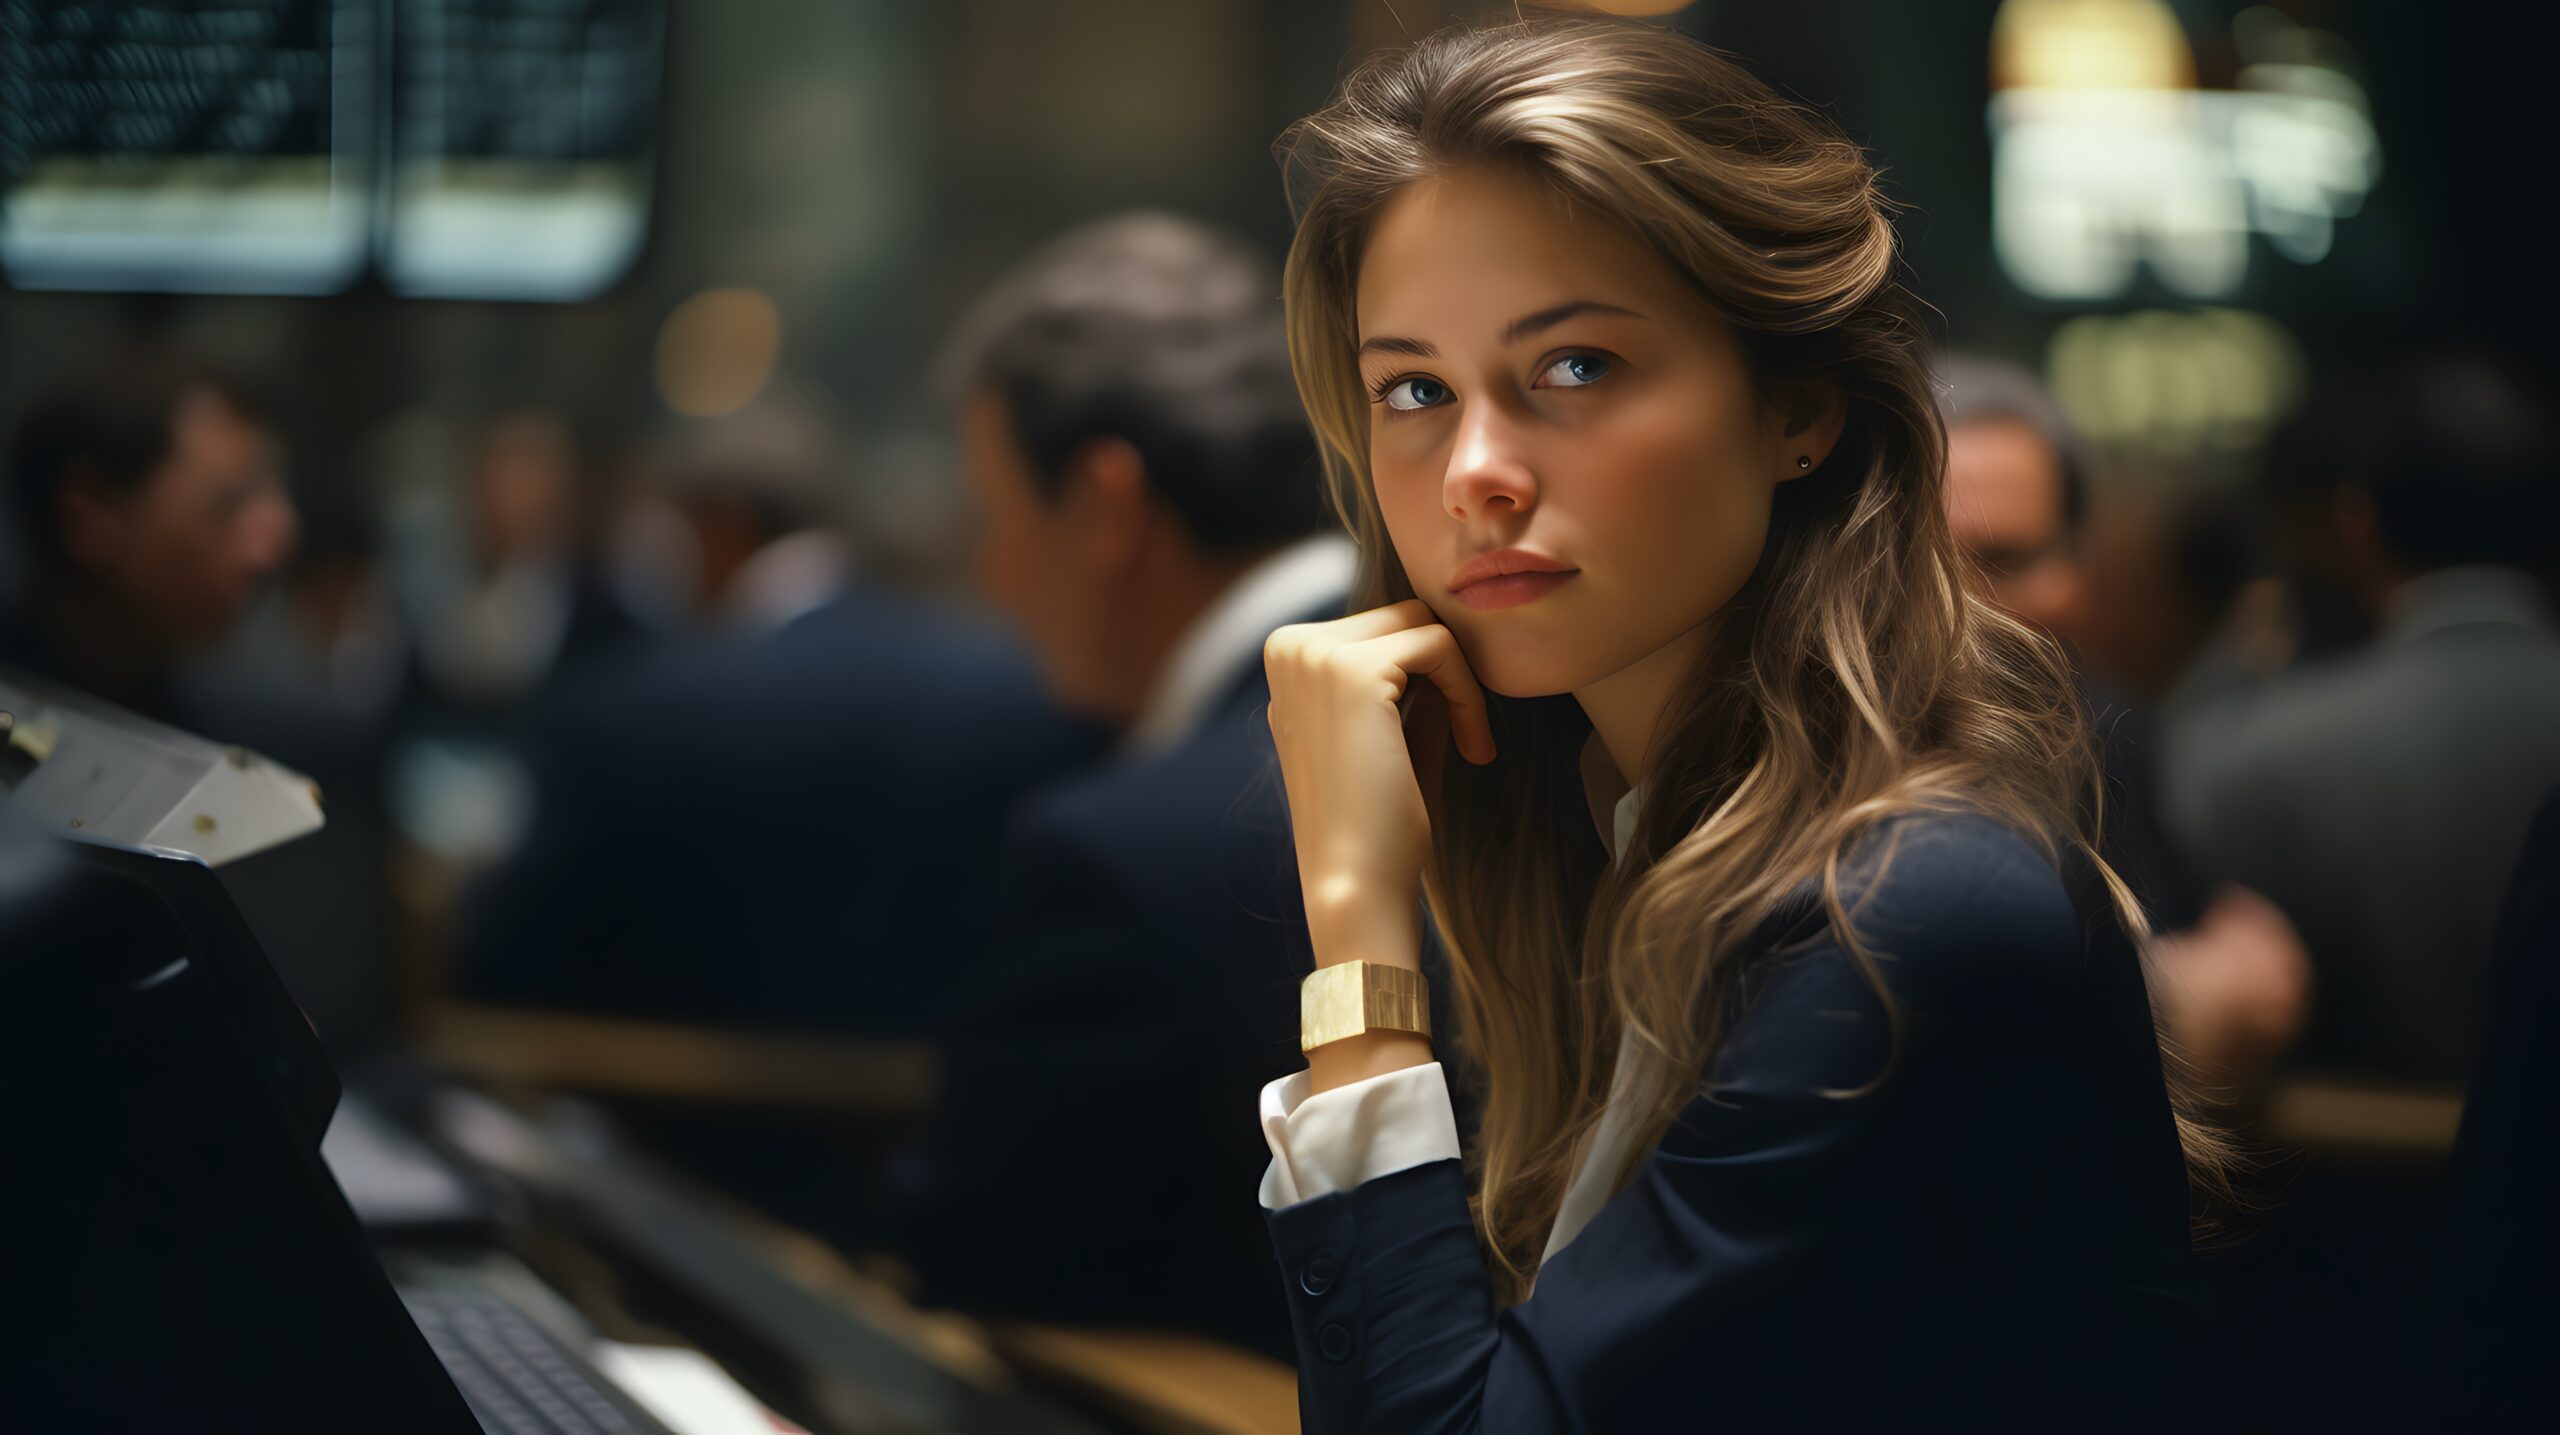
[
  {"x1": 1121, "y1": 532, "x2": 1359, "y2": 759},
  {"x1": 718, "y1": 529, "x2": 851, "y2": 633},
  {"x1": 2382, "y1": 564, "x2": 2555, "y2": 647},
  {"x1": 1579, "y1": 729, "x2": 1645, "y2": 863}
]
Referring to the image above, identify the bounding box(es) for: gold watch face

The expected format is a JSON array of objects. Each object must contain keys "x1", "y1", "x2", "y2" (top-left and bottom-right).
[{"x1": 1300, "y1": 962, "x2": 1431, "y2": 1052}]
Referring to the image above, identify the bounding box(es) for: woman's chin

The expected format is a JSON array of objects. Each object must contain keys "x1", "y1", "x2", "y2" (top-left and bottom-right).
[{"x1": 1467, "y1": 647, "x2": 1592, "y2": 701}]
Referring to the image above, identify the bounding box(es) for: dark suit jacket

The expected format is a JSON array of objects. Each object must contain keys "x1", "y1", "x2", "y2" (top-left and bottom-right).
[
  {"x1": 904, "y1": 638, "x2": 1319, "y2": 1356},
  {"x1": 1269, "y1": 812, "x2": 2195, "y2": 1428},
  {"x1": 2442, "y1": 783, "x2": 2560, "y2": 1420},
  {"x1": 2167, "y1": 570, "x2": 2560, "y2": 1082},
  {"x1": 462, "y1": 585, "x2": 1103, "y2": 1032}
]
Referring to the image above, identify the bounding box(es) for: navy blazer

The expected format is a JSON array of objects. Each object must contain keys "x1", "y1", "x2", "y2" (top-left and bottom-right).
[{"x1": 1268, "y1": 812, "x2": 2194, "y2": 1428}]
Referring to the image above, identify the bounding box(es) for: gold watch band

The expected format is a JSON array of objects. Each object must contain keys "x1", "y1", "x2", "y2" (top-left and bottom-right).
[{"x1": 1300, "y1": 961, "x2": 1432, "y2": 1054}]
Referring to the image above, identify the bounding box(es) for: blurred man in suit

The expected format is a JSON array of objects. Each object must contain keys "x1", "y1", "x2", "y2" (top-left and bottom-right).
[
  {"x1": 0, "y1": 349, "x2": 406, "y2": 1045},
  {"x1": 2166, "y1": 356, "x2": 2560, "y2": 1087},
  {"x1": 461, "y1": 402, "x2": 1100, "y2": 1034},
  {"x1": 897, "y1": 215, "x2": 1348, "y2": 1354},
  {"x1": 1940, "y1": 356, "x2": 2308, "y2": 1095}
]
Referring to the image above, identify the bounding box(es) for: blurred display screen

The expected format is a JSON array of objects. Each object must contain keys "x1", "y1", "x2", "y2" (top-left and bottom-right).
[
  {"x1": 0, "y1": 0, "x2": 661, "y2": 300},
  {"x1": 0, "y1": 0, "x2": 370, "y2": 293},
  {"x1": 382, "y1": 0, "x2": 660, "y2": 299}
]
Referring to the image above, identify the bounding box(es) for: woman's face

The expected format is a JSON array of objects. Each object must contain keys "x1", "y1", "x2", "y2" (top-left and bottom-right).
[{"x1": 1354, "y1": 168, "x2": 1823, "y2": 699}]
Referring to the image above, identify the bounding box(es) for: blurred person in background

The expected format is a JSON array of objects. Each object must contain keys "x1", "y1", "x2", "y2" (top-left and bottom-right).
[
  {"x1": 382, "y1": 406, "x2": 652, "y2": 928},
  {"x1": 2228, "y1": 372, "x2": 2398, "y2": 681},
  {"x1": 616, "y1": 396, "x2": 854, "y2": 631},
  {"x1": 0, "y1": 346, "x2": 399, "y2": 1048},
  {"x1": 2166, "y1": 355, "x2": 2560, "y2": 1089},
  {"x1": 894, "y1": 213, "x2": 1348, "y2": 1354},
  {"x1": 406, "y1": 407, "x2": 642, "y2": 717},
  {"x1": 1941, "y1": 356, "x2": 2308, "y2": 1095},
  {"x1": 1, "y1": 347, "x2": 297, "y2": 717},
  {"x1": 461, "y1": 392, "x2": 1097, "y2": 1034}
]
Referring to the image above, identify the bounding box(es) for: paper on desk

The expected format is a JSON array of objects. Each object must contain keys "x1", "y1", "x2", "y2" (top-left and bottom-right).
[
  {"x1": 0, "y1": 666, "x2": 324, "y2": 864},
  {"x1": 592, "y1": 1341, "x2": 809, "y2": 1434}
]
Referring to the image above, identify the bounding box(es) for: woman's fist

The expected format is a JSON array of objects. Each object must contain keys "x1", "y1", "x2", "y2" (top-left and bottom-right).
[{"x1": 1263, "y1": 599, "x2": 1495, "y2": 965}]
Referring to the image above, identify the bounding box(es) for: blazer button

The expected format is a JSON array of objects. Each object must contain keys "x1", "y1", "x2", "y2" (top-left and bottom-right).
[
  {"x1": 1299, "y1": 1257, "x2": 1337, "y2": 1296},
  {"x1": 1318, "y1": 1322, "x2": 1353, "y2": 1363}
]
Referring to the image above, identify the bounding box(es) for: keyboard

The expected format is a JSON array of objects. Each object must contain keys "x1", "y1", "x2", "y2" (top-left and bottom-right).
[{"x1": 400, "y1": 1284, "x2": 672, "y2": 1435}]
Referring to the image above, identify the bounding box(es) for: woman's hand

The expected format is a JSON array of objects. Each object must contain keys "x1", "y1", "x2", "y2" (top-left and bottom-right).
[{"x1": 1264, "y1": 599, "x2": 1497, "y2": 973}]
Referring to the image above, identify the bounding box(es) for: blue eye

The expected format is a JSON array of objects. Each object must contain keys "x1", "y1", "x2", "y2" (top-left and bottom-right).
[
  {"x1": 1538, "y1": 354, "x2": 1610, "y2": 389},
  {"x1": 1383, "y1": 376, "x2": 1451, "y2": 412}
]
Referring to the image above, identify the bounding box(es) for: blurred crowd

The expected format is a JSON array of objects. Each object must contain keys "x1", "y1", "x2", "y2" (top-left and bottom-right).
[{"x1": 3, "y1": 206, "x2": 2553, "y2": 1414}]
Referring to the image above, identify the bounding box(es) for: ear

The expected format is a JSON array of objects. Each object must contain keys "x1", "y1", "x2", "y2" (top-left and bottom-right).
[
  {"x1": 1054, "y1": 436, "x2": 1154, "y2": 570},
  {"x1": 1768, "y1": 381, "x2": 1848, "y2": 483},
  {"x1": 55, "y1": 465, "x2": 130, "y2": 570}
]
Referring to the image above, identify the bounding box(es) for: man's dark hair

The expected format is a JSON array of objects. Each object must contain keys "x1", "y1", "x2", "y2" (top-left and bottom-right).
[
  {"x1": 1938, "y1": 353, "x2": 2091, "y2": 537},
  {"x1": 2360, "y1": 354, "x2": 2556, "y2": 573},
  {"x1": 946, "y1": 213, "x2": 1324, "y2": 554},
  {"x1": 6, "y1": 348, "x2": 272, "y2": 565}
]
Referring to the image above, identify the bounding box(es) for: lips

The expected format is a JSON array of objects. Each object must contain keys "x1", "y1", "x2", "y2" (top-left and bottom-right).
[{"x1": 1448, "y1": 548, "x2": 1578, "y2": 612}]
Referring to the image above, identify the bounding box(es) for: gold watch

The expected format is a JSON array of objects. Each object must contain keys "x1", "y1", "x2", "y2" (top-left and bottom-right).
[{"x1": 1300, "y1": 961, "x2": 1432, "y2": 1054}]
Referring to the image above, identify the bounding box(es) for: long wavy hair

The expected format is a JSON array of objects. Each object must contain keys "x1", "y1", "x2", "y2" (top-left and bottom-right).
[{"x1": 1277, "y1": 17, "x2": 2231, "y2": 1301}]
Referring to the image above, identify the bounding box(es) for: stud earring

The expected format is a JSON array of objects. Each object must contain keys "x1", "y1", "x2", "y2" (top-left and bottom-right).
[{"x1": 1796, "y1": 455, "x2": 1813, "y2": 470}]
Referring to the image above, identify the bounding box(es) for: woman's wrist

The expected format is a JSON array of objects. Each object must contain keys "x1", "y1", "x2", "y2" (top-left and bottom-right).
[
  {"x1": 1306, "y1": 1028, "x2": 1435, "y2": 1096},
  {"x1": 1298, "y1": 873, "x2": 1433, "y2": 1094},
  {"x1": 1302, "y1": 873, "x2": 1422, "y2": 970}
]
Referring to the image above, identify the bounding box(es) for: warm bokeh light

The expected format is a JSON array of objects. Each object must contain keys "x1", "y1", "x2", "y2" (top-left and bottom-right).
[
  {"x1": 654, "y1": 287, "x2": 783, "y2": 418},
  {"x1": 2046, "y1": 307, "x2": 2304, "y2": 456},
  {"x1": 1992, "y1": 0, "x2": 2194, "y2": 91}
]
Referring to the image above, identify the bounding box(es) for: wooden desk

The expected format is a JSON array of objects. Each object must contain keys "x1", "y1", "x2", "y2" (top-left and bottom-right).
[
  {"x1": 415, "y1": 1001, "x2": 939, "y2": 1118},
  {"x1": 993, "y1": 1324, "x2": 1299, "y2": 1435},
  {"x1": 2262, "y1": 1077, "x2": 2465, "y2": 1159}
]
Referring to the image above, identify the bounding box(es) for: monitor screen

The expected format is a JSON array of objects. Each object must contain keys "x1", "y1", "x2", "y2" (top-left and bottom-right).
[{"x1": 0, "y1": 0, "x2": 661, "y2": 300}]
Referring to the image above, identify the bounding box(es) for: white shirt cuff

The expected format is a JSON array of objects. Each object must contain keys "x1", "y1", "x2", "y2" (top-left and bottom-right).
[{"x1": 1256, "y1": 1061, "x2": 1463, "y2": 1209}]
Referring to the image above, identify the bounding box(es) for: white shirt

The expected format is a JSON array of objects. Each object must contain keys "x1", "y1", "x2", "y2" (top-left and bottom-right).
[
  {"x1": 2381, "y1": 563, "x2": 2556, "y2": 646},
  {"x1": 716, "y1": 529, "x2": 851, "y2": 632},
  {"x1": 1122, "y1": 532, "x2": 1359, "y2": 759},
  {"x1": 1256, "y1": 735, "x2": 1649, "y2": 1267}
]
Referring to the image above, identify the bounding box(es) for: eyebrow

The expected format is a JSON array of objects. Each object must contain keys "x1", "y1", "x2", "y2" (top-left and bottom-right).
[
  {"x1": 1357, "y1": 335, "x2": 1439, "y2": 359},
  {"x1": 1358, "y1": 300, "x2": 1649, "y2": 361},
  {"x1": 1504, "y1": 299, "x2": 1645, "y2": 343}
]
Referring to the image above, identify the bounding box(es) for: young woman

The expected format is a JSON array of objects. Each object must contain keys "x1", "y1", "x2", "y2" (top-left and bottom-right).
[{"x1": 1255, "y1": 17, "x2": 2219, "y2": 1428}]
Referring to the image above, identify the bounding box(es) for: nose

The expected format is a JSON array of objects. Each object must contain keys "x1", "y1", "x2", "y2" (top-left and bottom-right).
[{"x1": 1442, "y1": 405, "x2": 1538, "y2": 523}]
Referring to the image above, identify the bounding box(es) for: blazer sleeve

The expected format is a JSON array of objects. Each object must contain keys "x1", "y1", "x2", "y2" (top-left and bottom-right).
[
  {"x1": 1265, "y1": 936, "x2": 1902, "y2": 1432},
  {"x1": 1262, "y1": 817, "x2": 2180, "y2": 1430}
]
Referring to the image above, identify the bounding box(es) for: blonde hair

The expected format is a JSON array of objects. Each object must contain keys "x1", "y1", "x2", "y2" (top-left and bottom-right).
[{"x1": 1277, "y1": 17, "x2": 2231, "y2": 1301}]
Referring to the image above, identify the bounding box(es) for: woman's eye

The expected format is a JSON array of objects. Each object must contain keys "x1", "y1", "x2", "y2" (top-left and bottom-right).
[
  {"x1": 1383, "y1": 376, "x2": 1451, "y2": 412},
  {"x1": 1536, "y1": 354, "x2": 1610, "y2": 389}
]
